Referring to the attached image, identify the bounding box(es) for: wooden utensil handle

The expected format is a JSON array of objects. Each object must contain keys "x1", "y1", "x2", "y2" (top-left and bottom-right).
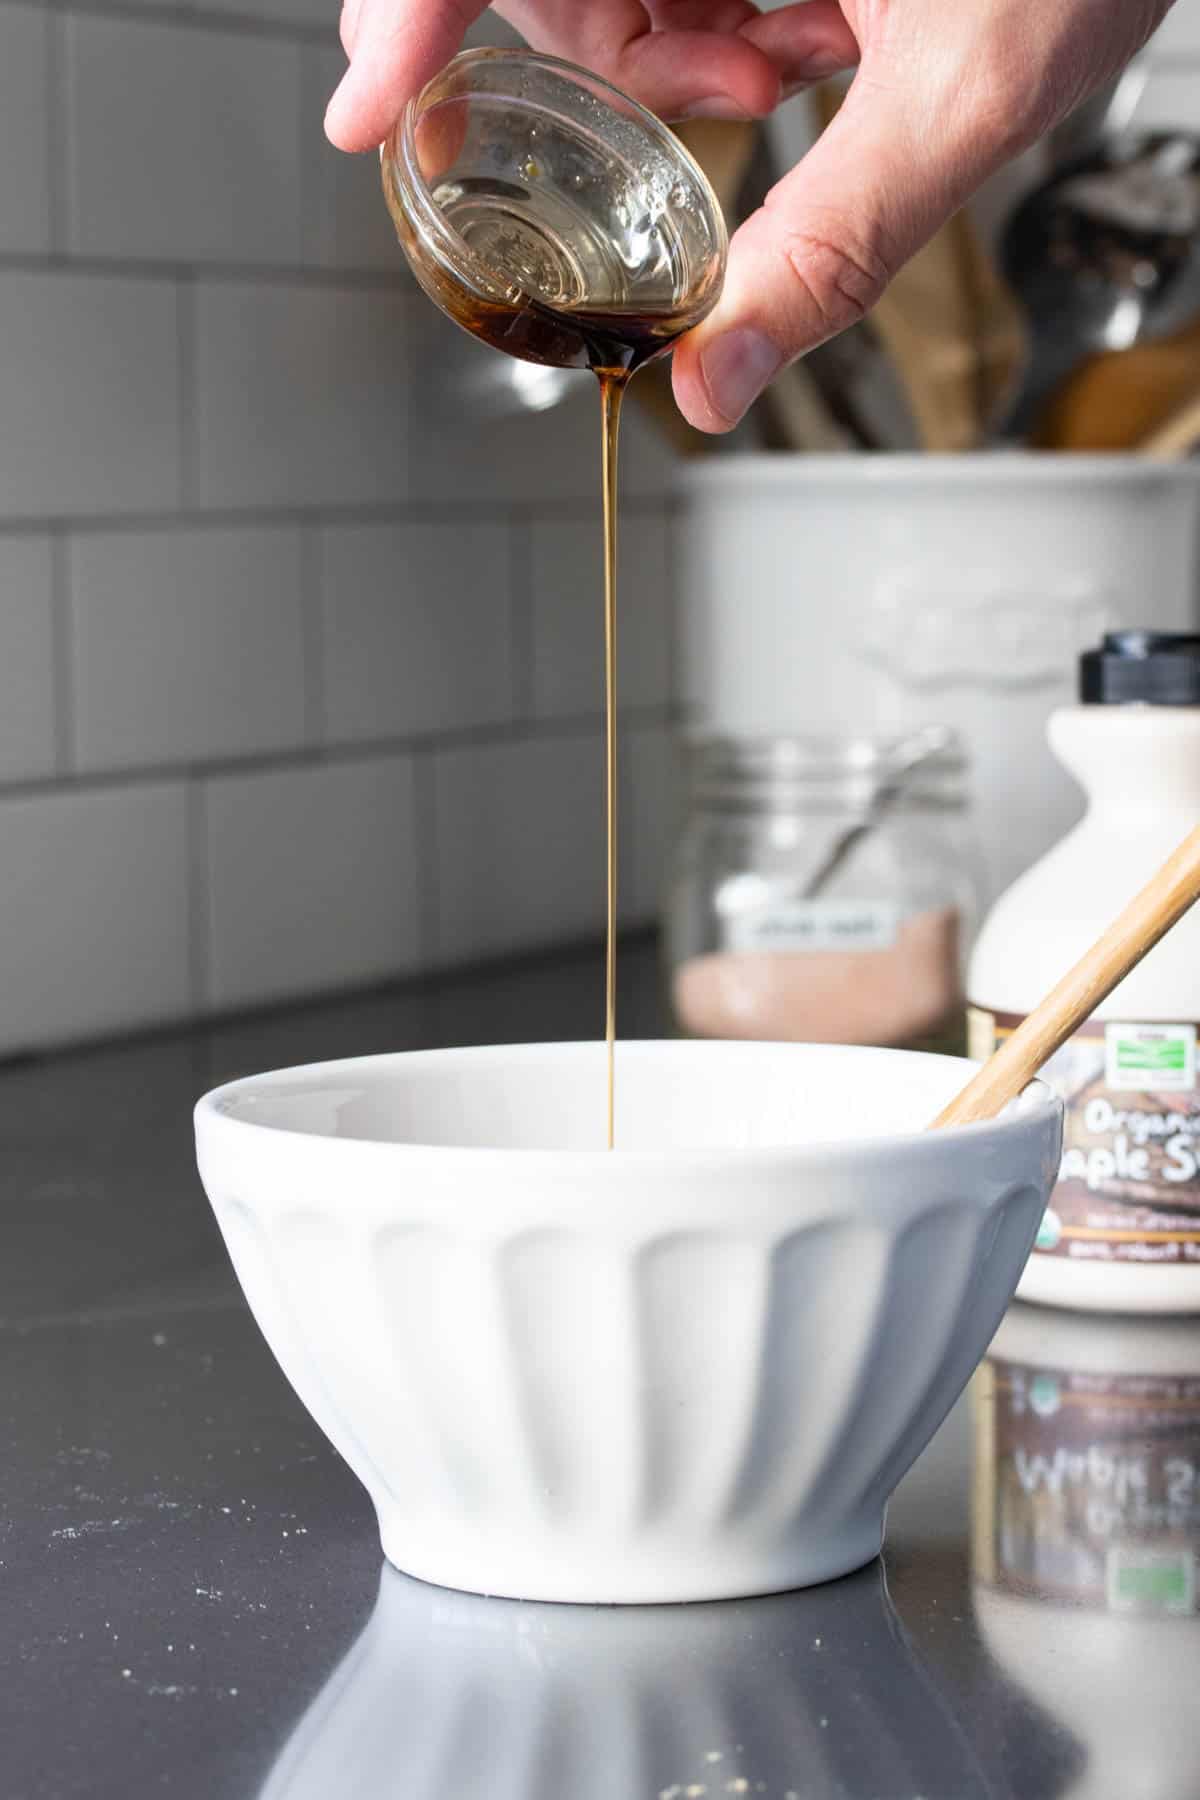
[
  {"x1": 1141, "y1": 389, "x2": 1200, "y2": 460},
  {"x1": 932, "y1": 824, "x2": 1200, "y2": 1129}
]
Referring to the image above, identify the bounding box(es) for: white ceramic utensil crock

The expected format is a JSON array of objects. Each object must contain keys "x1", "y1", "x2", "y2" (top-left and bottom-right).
[
  {"x1": 195, "y1": 1040, "x2": 1062, "y2": 1604},
  {"x1": 678, "y1": 455, "x2": 1200, "y2": 901}
]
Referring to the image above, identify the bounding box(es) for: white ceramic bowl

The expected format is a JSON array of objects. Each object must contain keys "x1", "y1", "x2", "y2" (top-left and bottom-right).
[{"x1": 194, "y1": 1040, "x2": 1062, "y2": 1604}]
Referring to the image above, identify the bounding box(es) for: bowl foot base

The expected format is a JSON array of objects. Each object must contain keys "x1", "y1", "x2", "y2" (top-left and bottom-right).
[{"x1": 377, "y1": 1515, "x2": 885, "y2": 1605}]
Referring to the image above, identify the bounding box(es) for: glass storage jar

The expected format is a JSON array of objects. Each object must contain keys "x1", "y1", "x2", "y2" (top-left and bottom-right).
[{"x1": 664, "y1": 730, "x2": 981, "y2": 1052}]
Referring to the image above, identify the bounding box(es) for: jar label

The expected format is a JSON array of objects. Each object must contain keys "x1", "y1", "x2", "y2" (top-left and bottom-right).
[
  {"x1": 973, "y1": 1349, "x2": 1200, "y2": 1609},
  {"x1": 726, "y1": 898, "x2": 899, "y2": 955},
  {"x1": 968, "y1": 1008, "x2": 1200, "y2": 1265}
]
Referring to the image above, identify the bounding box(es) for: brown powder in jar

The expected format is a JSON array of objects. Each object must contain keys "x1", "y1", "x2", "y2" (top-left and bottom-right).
[{"x1": 672, "y1": 905, "x2": 961, "y2": 1046}]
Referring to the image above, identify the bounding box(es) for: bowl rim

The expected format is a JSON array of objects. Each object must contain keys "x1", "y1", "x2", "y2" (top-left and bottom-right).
[
  {"x1": 678, "y1": 452, "x2": 1200, "y2": 488},
  {"x1": 195, "y1": 1039, "x2": 1061, "y2": 1170}
]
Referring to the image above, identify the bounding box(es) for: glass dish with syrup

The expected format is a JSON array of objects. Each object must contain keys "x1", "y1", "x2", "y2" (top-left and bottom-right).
[{"x1": 380, "y1": 46, "x2": 727, "y2": 378}]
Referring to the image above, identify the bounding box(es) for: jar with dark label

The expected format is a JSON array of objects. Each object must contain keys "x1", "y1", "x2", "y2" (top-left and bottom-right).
[{"x1": 973, "y1": 1304, "x2": 1200, "y2": 1800}]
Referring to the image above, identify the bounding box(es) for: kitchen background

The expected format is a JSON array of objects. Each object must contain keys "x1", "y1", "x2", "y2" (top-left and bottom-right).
[{"x1": 0, "y1": 0, "x2": 1198, "y2": 1054}]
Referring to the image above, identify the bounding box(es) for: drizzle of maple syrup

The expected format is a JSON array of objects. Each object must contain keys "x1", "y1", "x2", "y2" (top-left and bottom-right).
[{"x1": 447, "y1": 288, "x2": 697, "y2": 1145}]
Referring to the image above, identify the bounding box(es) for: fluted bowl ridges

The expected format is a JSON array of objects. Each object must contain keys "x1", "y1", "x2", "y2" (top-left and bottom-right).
[{"x1": 195, "y1": 1040, "x2": 1062, "y2": 1603}]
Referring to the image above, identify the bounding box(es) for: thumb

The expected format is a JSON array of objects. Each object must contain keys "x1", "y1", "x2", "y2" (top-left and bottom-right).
[
  {"x1": 671, "y1": 67, "x2": 1001, "y2": 431},
  {"x1": 325, "y1": 0, "x2": 489, "y2": 151}
]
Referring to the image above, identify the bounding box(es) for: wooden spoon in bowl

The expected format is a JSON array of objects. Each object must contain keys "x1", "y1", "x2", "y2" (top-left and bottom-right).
[{"x1": 932, "y1": 825, "x2": 1200, "y2": 1128}]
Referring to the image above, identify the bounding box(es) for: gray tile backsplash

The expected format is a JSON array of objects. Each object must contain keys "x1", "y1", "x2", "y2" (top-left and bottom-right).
[
  {"x1": 195, "y1": 0, "x2": 334, "y2": 30},
  {"x1": 529, "y1": 509, "x2": 674, "y2": 720},
  {"x1": 63, "y1": 16, "x2": 304, "y2": 263},
  {"x1": 188, "y1": 279, "x2": 413, "y2": 509},
  {"x1": 318, "y1": 520, "x2": 516, "y2": 743},
  {"x1": 69, "y1": 525, "x2": 308, "y2": 772},
  {"x1": 0, "y1": 780, "x2": 191, "y2": 1051},
  {"x1": 622, "y1": 721, "x2": 685, "y2": 926},
  {"x1": 7, "y1": 0, "x2": 1193, "y2": 1051},
  {"x1": 0, "y1": 536, "x2": 57, "y2": 782},
  {"x1": 0, "y1": 0, "x2": 679, "y2": 1052},
  {"x1": 202, "y1": 754, "x2": 422, "y2": 1008},
  {"x1": 431, "y1": 731, "x2": 606, "y2": 964},
  {"x1": 0, "y1": 6, "x2": 51, "y2": 254},
  {"x1": 0, "y1": 270, "x2": 181, "y2": 517}
]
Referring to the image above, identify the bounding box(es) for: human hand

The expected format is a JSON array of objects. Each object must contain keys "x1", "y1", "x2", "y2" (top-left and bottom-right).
[{"x1": 326, "y1": 0, "x2": 1176, "y2": 431}]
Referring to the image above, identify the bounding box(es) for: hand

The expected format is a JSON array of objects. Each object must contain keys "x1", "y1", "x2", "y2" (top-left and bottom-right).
[{"x1": 326, "y1": 0, "x2": 1176, "y2": 432}]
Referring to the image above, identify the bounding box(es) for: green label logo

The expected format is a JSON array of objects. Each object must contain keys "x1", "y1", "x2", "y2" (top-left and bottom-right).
[
  {"x1": 1105, "y1": 1023, "x2": 1196, "y2": 1093},
  {"x1": 1107, "y1": 1546, "x2": 1196, "y2": 1616},
  {"x1": 1028, "y1": 1374, "x2": 1060, "y2": 1418},
  {"x1": 1035, "y1": 1208, "x2": 1061, "y2": 1252}
]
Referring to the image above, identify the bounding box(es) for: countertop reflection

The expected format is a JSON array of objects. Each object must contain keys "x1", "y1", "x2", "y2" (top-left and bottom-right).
[
  {"x1": 261, "y1": 1560, "x2": 992, "y2": 1800},
  {"x1": 0, "y1": 939, "x2": 1195, "y2": 1799}
]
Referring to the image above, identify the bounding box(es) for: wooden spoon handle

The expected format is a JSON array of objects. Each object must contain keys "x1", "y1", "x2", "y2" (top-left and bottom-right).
[
  {"x1": 1140, "y1": 388, "x2": 1200, "y2": 460},
  {"x1": 932, "y1": 824, "x2": 1200, "y2": 1129}
]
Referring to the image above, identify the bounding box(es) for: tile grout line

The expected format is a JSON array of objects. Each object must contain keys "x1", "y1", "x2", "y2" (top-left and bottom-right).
[
  {"x1": 176, "y1": 273, "x2": 195, "y2": 509},
  {"x1": 299, "y1": 522, "x2": 325, "y2": 744},
  {"x1": 294, "y1": 35, "x2": 313, "y2": 267},
  {"x1": 508, "y1": 510, "x2": 534, "y2": 723},
  {"x1": 0, "y1": 705, "x2": 679, "y2": 805},
  {"x1": 664, "y1": 502, "x2": 682, "y2": 715},
  {"x1": 186, "y1": 778, "x2": 212, "y2": 1015},
  {"x1": 45, "y1": 6, "x2": 67, "y2": 256},
  {"x1": 0, "y1": 923, "x2": 640, "y2": 1070},
  {"x1": 33, "y1": 0, "x2": 342, "y2": 50},
  {"x1": 0, "y1": 494, "x2": 668, "y2": 539},
  {"x1": 0, "y1": 249, "x2": 415, "y2": 291},
  {"x1": 617, "y1": 701, "x2": 635, "y2": 924},
  {"x1": 411, "y1": 749, "x2": 440, "y2": 968},
  {"x1": 48, "y1": 531, "x2": 76, "y2": 777}
]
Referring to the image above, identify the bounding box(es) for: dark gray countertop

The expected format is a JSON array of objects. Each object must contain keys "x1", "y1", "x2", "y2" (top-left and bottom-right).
[{"x1": 2, "y1": 939, "x2": 1196, "y2": 1800}]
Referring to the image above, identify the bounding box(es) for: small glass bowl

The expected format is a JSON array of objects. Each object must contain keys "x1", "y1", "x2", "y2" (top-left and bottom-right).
[{"x1": 381, "y1": 47, "x2": 727, "y2": 366}]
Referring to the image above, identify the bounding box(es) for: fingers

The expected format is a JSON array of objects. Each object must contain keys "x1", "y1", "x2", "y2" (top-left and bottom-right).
[
  {"x1": 671, "y1": 63, "x2": 989, "y2": 430},
  {"x1": 738, "y1": 0, "x2": 860, "y2": 89},
  {"x1": 326, "y1": 0, "x2": 852, "y2": 156},
  {"x1": 338, "y1": 0, "x2": 366, "y2": 56},
  {"x1": 325, "y1": 0, "x2": 489, "y2": 150},
  {"x1": 642, "y1": 0, "x2": 759, "y2": 31},
  {"x1": 495, "y1": 0, "x2": 781, "y2": 118},
  {"x1": 671, "y1": 0, "x2": 1180, "y2": 430},
  {"x1": 614, "y1": 26, "x2": 783, "y2": 117}
]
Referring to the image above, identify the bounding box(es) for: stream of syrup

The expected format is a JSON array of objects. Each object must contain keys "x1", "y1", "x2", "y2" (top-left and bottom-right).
[
  {"x1": 441, "y1": 288, "x2": 695, "y2": 1146},
  {"x1": 599, "y1": 370, "x2": 623, "y2": 1150}
]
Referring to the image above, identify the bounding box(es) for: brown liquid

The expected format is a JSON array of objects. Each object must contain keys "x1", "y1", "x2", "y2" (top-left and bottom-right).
[
  {"x1": 410, "y1": 247, "x2": 700, "y2": 376},
  {"x1": 449, "y1": 289, "x2": 695, "y2": 1146},
  {"x1": 598, "y1": 369, "x2": 623, "y2": 1150}
]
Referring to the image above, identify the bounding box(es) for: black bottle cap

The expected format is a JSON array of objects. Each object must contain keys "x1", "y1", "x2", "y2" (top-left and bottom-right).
[{"x1": 1080, "y1": 630, "x2": 1200, "y2": 705}]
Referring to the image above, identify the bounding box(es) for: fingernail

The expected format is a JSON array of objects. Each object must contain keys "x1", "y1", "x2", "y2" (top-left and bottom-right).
[
  {"x1": 700, "y1": 329, "x2": 783, "y2": 426},
  {"x1": 679, "y1": 95, "x2": 752, "y2": 121}
]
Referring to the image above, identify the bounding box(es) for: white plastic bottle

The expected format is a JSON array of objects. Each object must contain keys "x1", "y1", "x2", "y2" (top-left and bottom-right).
[{"x1": 968, "y1": 631, "x2": 1200, "y2": 1313}]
